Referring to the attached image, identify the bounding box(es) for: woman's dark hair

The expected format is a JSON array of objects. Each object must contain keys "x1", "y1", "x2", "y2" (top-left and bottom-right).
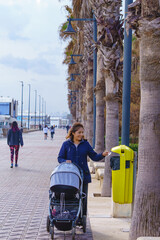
[
  {"x1": 11, "y1": 121, "x2": 19, "y2": 132},
  {"x1": 66, "y1": 122, "x2": 84, "y2": 141}
]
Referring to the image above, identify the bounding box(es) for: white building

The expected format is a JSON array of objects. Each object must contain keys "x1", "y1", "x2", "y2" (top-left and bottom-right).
[
  {"x1": 50, "y1": 116, "x2": 69, "y2": 128},
  {"x1": 0, "y1": 97, "x2": 19, "y2": 136},
  {"x1": 17, "y1": 111, "x2": 48, "y2": 129},
  {"x1": 0, "y1": 96, "x2": 18, "y2": 118}
]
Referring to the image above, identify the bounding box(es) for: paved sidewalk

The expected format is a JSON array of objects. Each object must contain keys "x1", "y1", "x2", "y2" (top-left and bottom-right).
[
  {"x1": 0, "y1": 129, "x2": 93, "y2": 240},
  {"x1": 0, "y1": 129, "x2": 130, "y2": 240},
  {"x1": 88, "y1": 178, "x2": 130, "y2": 240}
]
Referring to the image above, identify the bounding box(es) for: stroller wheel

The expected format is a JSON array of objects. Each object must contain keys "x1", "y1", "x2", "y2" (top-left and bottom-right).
[
  {"x1": 46, "y1": 215, "x2": 50, "y2": 232},
  {"x1": 82, "y1": 215, "x2": 87, "y2": 233},
  {"x1": 72, "y1": 227, "x2": 76, "y2": 240},
  {"x1": 50, "y1": 226, "x2": 54, "y2": 240}
]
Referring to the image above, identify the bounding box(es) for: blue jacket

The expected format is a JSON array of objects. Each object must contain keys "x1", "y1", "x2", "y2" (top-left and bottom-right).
[
  {"x1": 58, "y1": 139, "x2": 104, "y2": 183},
  {"x1": 7, "y1": 129, "x2": 24, "y2": 146}
]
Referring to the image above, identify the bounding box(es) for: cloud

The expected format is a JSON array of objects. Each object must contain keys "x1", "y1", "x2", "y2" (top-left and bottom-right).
[
  {"x1": 8, "y1": 32, "x2": 30, "y2": 41},
  {"x1": 0, "y1": 0, "x2": 71, "y2": 114},
  {"x1": 0, "y1": 55, "x2": 58, "y2": 75},
  {"x1": 36, "y1": 0, "x2": 41, "y2": 4},
  {"x1": 0, "y1": 4, "x2": 30, "y2": 41}
]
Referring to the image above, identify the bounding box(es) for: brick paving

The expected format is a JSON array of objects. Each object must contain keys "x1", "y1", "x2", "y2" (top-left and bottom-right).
[{"x1": 0, "y1": 129, "x2": 93, "y2": 240}]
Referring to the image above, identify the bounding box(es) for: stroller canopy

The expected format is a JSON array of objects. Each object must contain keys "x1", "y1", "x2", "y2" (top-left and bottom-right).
[{"x1": 50, "y1": 163, "x2": 82, "y2": 194}]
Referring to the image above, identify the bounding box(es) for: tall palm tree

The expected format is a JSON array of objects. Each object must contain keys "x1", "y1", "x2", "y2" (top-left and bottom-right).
[
  {"x1": 59, "y1": 0, "x2": 96, "y2": 130},
  {"x1": 126, "y1": 1, "x2": 160, "y2": 239},
  {"x1": 75, "y1": 1, "x2": 95, "y2": 140},
  {"x1": 59, "y1": 5, "x2": 80, "y2": 120},
  {"x1": 90, "y1": 0, "x2": 123, "y2": 196},
  {"x1": 94, "y1": 49, "x2": 105, "y2": 153},
  {"x1": 59, "y1": 2, "x2": 90, "y2": 122},
  {"x1": 86, "y1": 58, "x2": 94, "y2": 144},
  {"x1": 71, "y1": 0, "x2": 95, "y2": 127}
]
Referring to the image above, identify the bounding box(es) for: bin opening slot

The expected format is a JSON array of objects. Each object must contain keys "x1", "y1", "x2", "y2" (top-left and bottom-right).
[{"x1": 110, "y1": 156, "x2": 120, "y2": 170}]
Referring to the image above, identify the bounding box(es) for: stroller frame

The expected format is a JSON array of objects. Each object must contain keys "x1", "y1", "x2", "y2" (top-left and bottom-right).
[{"x1": 47, "y1": 164, "x2": 87, "y2": 240}]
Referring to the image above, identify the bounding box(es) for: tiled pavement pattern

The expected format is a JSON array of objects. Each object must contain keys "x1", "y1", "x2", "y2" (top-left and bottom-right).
[{"x1": 0, "y1": 129, "x2": 93, "y2": 240}]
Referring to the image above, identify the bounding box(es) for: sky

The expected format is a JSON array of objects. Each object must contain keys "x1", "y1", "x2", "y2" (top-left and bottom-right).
[{"x1": 0, "y1": 0, "x2": 71, "y2": 116}]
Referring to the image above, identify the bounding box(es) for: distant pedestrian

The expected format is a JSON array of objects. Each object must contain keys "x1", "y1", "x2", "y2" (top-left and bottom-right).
[
  {"x1": 50, "y1": 125, "x2": 55, "y2": 140},
  {"x1": 43, "y1": 125, "x2": 48, "y2": 140},
  {"x1": 7, "y1": 121, "x2": 24, "y2": 168},
  {"x1": 66, "y1": 125, "x2": 70, "y2": 133}
]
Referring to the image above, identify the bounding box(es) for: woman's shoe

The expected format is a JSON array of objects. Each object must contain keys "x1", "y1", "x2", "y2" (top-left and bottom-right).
[
  {"x1": 15, "y1": 163, "x2": 18, "y2": 167},
  {"x1": 10, "y1": 163, "x2": 13, "y2": 168}
]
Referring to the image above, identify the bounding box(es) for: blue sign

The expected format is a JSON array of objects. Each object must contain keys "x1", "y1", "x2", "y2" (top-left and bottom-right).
[{"x1": 0, "y1": 103, "x2": 10, "y2": 115}]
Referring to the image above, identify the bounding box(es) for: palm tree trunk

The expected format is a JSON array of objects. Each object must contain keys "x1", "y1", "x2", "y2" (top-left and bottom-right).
[
  {"x1": 86, "y1": 58, "x2": 93, "y2": 145},
  {"x1": 95, "y1": 50, "x2": 105, "y2": 153},
  {"x1": 129, "y1": 20, "x2": 160, "y2": 240},
  {"x1": 89, "y1": 0, "x2": 123, "y2": 197},
  {"x1": 81, "y1": 89, "x2": 87, "y2": 127},
  {"x1": 127, "y1": 1, "x2": 160, "y2": 238},
  {"x1": 101, "y1": 88, "x2": 119, "y2": 196},
  {"x1": 76, "y1": 91, "x2": 79, "y2": 121}
]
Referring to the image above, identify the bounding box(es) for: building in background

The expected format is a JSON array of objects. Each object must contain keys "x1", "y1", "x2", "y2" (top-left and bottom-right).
[
  {"x1": 0, "y1": 96, "x2": 18, "y2": 136},
  {"x1": 0, "y1": 97, "x2": 72, "y2": 135},
  {"x1": 0, "y1": 96, "x2": 18, "y2": 118},
  {"x1": 17, "y1": 111, "x2": 49, "y2": 129},
  {"x1": 50, "y1": 114, "x2": 72, "y2": 128}
]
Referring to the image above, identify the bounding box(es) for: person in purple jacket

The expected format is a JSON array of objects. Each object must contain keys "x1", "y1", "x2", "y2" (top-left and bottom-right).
[
  {"x1": 58, "y1": 122, "x2": 109, "y2": 216},
  {"x1": 7, "y1": 121, "x2": 23, "y2": 168}
]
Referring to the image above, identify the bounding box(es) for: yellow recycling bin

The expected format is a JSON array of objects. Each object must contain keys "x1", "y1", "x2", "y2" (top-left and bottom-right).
[{"x1": 111, "y1": 145, "x2": 134, "y2": 204}]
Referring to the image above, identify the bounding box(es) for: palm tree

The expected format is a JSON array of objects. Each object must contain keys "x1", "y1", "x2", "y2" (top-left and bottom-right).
[
  {"x1": 126, "y1": 1, "x2": 160, "y2": 239},
  {"x1": 86, "y1": 58, "x2": 94, "y2": 144},
  {"x1": 94, "y1": 50, "x2": 105, "y2": 153},
  {"x1": 74, "y1": 1, "x2": 95, "y2": 140},
  {"x1": 58, "y1": 5, "x2": 79, "y2": 120},
  {"x1": 71, "y1": 1, "x2": 94, "y2": 127},
  {"x1": 59, "y1": 2, "x2": 90, "y2": 123},
  {"x1": 90, "y1": 0, "x2": 123, "y2": 196}
]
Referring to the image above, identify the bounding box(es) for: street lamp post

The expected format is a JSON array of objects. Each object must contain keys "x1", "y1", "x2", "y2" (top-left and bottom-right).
[
  {"x1": 28, "y1": 84, "x2": 31, "y2": 130},
  {"x1": 64, "y1": 15, "x2": 97, "y2": 148},
  {"x1": 121, "y1": 0, "x2": 133, "y2": 146},
  {"x1": 45, "y1": 101, "x2": 46, "y2": 125},
  {"x1": 20, "y1": 81, "x2": 24, "y2": 129},
  {"x1": 42, "y1": 97, "x2": 44, "y2": 127},
  {"x1": 39, "y1": 95, "x2": 41, "y2": 128},
  {"x1": 35, "y1": 90, "x2": 37, "y2": 129}
]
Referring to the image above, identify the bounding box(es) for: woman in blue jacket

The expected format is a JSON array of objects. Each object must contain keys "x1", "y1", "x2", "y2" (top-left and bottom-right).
[
  {"x1": 58, "y1": 122, "x2": 109, "y2": 216},
  {"x1": 7, "y1": 121, "x2": 23, "y2": 168}
]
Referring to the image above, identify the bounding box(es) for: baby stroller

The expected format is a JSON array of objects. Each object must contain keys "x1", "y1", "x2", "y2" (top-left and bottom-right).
[{"x1": 46, "y1": 162, "x2": 87, "y2": 240}]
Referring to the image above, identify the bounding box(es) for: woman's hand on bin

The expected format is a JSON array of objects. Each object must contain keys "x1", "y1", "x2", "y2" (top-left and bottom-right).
[
  {"x1": 66, "y1": 160, "x2": 72, "y2": 163},
  {"x1": 102, "y1": 151, "x2": 109, "y2": 157}
]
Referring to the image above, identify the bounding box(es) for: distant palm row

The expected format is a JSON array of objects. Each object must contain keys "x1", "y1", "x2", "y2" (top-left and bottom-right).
[{"x1": 59, "y1": 1, "x2": 160, "y2": 240}]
